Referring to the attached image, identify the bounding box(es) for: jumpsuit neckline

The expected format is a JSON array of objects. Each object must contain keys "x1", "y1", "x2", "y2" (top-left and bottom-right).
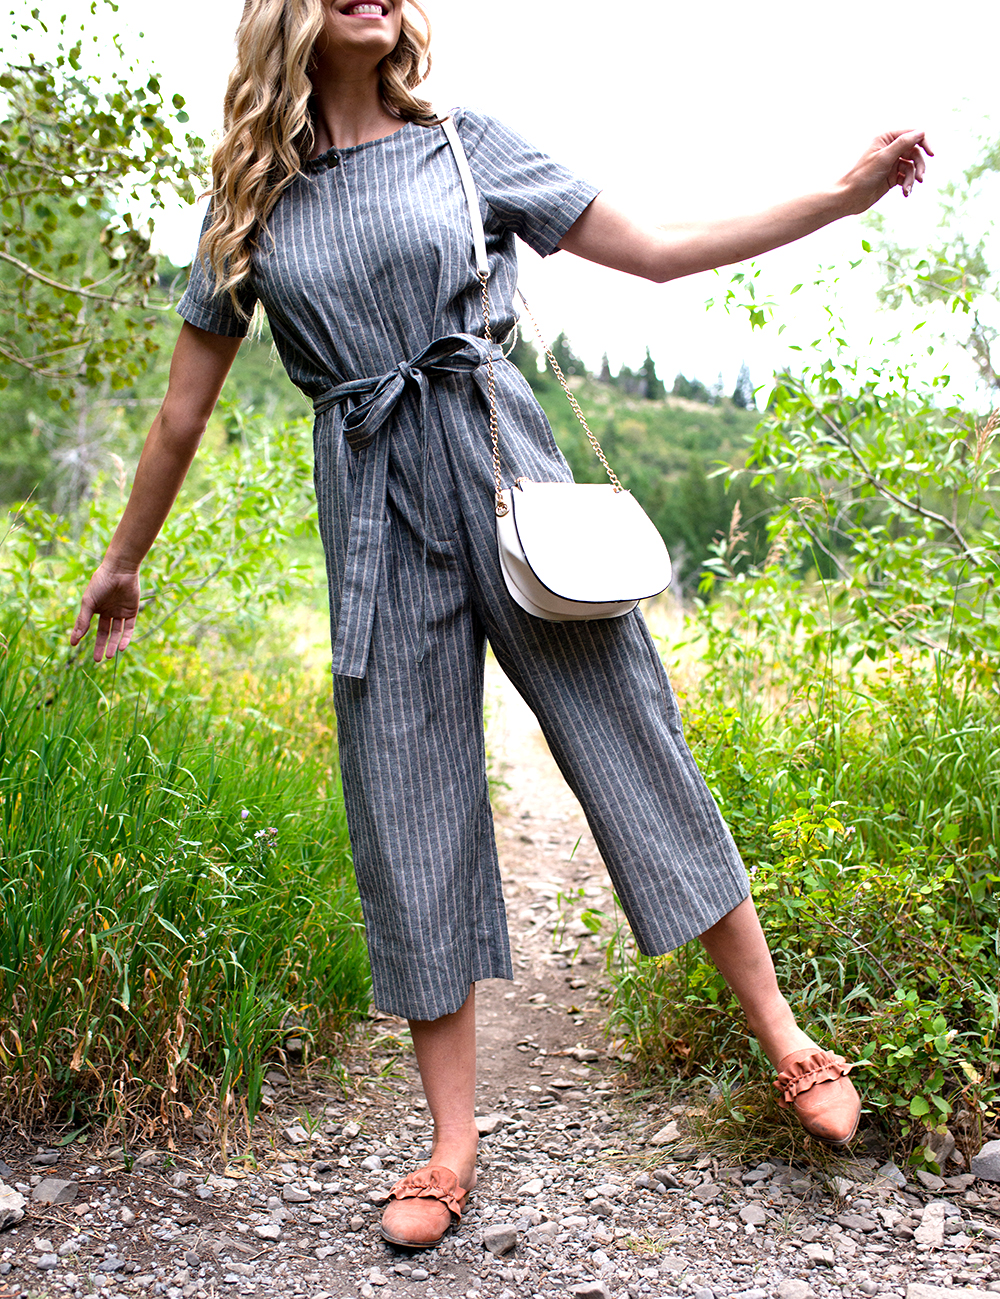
[{"x1": 304, "y1": 120, "x2": 416, "y2": 173}]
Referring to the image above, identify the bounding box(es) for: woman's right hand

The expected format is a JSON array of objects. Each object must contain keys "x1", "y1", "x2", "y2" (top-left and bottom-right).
[{"x1": 70, "y1": 562, "x2": 142, "y2": 662}]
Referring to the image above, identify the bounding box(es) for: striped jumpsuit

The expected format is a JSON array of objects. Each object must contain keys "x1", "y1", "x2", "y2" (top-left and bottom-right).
[{"x1": 178, "y1": 108, "x2": 751, "y2": 1021}]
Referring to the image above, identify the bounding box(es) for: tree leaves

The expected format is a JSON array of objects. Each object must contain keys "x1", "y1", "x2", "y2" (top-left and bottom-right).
[{"x1": 0, "y1": 1, "x2": 205, "y2": 404}]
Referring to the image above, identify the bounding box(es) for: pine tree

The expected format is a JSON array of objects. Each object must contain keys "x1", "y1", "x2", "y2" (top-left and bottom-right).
[
  {"x1": 615, "y1": 364, "x2": 644, "y2": 397},
  {"x1": 640, "y1": 348, "x2": 666, "y2": 400},
  {"x1": 731, "y1": 362, "x2": 755, "y2": 409},
  {"x1": 671, "y1": 373, "x2": 711, "y2": 403},
  {"x1": 599, "y1": 353, "x2": 613, "y2": 385},
  {"x1": 550, "y1": 332, "x2": 587, "y2": 378}
]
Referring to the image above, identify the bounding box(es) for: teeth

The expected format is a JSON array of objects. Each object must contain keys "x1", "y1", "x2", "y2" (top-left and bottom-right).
[{"x1": 347, "y1": 3, "x2": 384, "y2": 12}]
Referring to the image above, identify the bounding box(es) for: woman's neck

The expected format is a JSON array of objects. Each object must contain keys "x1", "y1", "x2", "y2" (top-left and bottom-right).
[{"x1": 309, "y1": 68, "x2": 402, "y2": 155}]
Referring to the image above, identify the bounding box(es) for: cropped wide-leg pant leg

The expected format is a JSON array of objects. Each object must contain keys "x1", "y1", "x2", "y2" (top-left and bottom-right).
[{"x1": 330, "y1": 463, "x2": 751, "y2": 1023}]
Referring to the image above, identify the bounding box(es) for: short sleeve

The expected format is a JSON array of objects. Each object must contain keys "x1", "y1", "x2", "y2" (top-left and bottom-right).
[
  {"x1": 455, "y1": 109, "x2": 601, "y2": 257},
  {"x1": 176, "y1": 206, "x2": 258, "y2": 339}
]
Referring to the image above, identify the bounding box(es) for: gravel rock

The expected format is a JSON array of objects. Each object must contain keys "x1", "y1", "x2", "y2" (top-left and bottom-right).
[
  {"x1": 905, "y1": 1287, "x2": 996, "y2": 1299},
  {"x1": 691, "y1": 1181, "x2": 721, "y2": 1204},
  {"x1": 281, "y1": 1185, "x2": 312, "y2": 1203},
  {"x1": 925, "y1": 1129, "x2": 957, "y2": 1167},
  {"x1": 836, "y1": 1212, "x2": 878, "y2": 1232},
  {"x1": 517, "y1": 1177, "x2": 543, "y2": 1197},
  {"x1": 475, "y1": 1113, "x2": 509, "y2": 1136},
  {"x1": 119, "y1": 1207, "x2": 136, "y2": 1226},
  {"x1": 98, "y1": 1257, "x2": 125, "y2": 1272},
  {"x1": 648, "y1": 1121, "x2": 681, "y2": 1146},
  {"x1": 0, "y1": 1182, "x2": 26, "y2": 1230},
  {"x1": 738, "y1": 1204, "x2": 767, "y2": 1226},
  {"x1": 253, "y1": 1224, "x2": 282, "y2": 1241},
  {"x1": 916, "y1": 1169, "x2": 946, "y2": 1192},
  {"x1": 877, "y1": 1161, "x2": 908, "y2": 1188},
  {"x1": 803, "y1": 1243, "x2": 835, "y2": 1266},
  {"x1": 914, "y1": 1202, "x2": 946, "y2": 1247},
  {"x1": 482, "y1": 1224, "x2": 519, "y2": 1256},
  {"x1": 31, "y1": 1177, "x2": 78, "y2": 1205},
  {"x1": 571, "y1": 1284, "x2": 611, "y2": 1299},
  {"x1": 971, "y1": 1140, "x2": 1000, "y2": 1183},
  {"x1": 36, "y1": 1253, "x2": 59, "y2": 1270},
  {"x1": 775, "y1": 1283, "x2": 816, "y2": 1299},
  {"x1": 692, "y1": 1290, "x2": 716, "y2": 1299}
]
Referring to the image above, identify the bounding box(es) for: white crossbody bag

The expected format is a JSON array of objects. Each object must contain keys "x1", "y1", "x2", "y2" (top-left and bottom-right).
[{"x1": 441, "y1": 116, "x2": 672, "y2": 623}]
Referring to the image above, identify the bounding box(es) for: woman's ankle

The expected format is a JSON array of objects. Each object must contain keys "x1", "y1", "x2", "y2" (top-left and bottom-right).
[{"x1": 428, "y1": 1122, "x2": 479, "y2": 1188}]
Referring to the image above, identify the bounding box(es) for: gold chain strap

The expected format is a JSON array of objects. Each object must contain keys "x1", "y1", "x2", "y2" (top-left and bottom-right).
[
  {"x1": 516, "y1": 292, "x2": 624, "y2": 493},
  {"x1": 479, "y1": 275, "x2": 625, "y2": 518},
  {"x1": 479, "y1": 272, "x2": 508, "y2": 517}
]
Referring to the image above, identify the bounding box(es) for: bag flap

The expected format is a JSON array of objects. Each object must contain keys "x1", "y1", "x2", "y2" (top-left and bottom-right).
[{"x1": 510, "y1": 481, "x2": 671, "y2": 602}]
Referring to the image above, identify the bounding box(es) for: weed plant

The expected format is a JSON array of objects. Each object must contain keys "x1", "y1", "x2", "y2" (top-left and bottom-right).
[{"x1": 0, "y1": 632, "x2": 368, "y2": 1143}]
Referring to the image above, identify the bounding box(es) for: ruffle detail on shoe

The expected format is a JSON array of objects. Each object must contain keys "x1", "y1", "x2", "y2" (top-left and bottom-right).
[
  {"x1": 774, "y1": 1049, "x2": 859, "y2": 1108},
  {"x1": 386, "y1": 1166, "x2": 469, "y2": 1223}
]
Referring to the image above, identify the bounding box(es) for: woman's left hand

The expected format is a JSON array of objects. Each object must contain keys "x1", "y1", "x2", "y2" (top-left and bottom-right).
[{"x1": 837, "y1": 129, "x2": 934, "y2": 214}]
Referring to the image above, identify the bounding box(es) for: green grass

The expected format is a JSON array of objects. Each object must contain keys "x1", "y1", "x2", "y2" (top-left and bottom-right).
[{"x1": 0, "y1": 630, "x2": 369, "y2": 1142}]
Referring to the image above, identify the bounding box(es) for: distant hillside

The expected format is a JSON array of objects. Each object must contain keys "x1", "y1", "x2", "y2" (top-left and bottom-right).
[{"x1": 512, "y1": 348, "x2": 771, "y2": 590}]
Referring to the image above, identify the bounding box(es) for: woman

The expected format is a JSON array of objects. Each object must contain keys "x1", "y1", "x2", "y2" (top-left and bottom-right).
[{"x1": 71, "y1": 0, "x2": 931, "y2": 1251}]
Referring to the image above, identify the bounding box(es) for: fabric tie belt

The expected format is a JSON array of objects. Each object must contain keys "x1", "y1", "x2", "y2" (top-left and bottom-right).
[{"x1": 313, "y1": 332, "x2": 504, "y2": 680}]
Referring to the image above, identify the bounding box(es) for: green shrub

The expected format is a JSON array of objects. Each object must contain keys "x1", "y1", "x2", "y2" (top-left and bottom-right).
[{"x1": 605, "y1": 352, "x2": 1000, "y2": 1161}]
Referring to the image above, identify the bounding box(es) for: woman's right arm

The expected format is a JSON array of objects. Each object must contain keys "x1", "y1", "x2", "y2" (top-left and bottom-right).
[{"x1": 70, "y1": 321, "x2": 244, "y2": 662}]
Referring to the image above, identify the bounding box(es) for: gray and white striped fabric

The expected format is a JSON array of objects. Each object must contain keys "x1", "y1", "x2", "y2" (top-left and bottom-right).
[{"x1": 178, "y1": 109, "x2": 750, "y2": 1021}]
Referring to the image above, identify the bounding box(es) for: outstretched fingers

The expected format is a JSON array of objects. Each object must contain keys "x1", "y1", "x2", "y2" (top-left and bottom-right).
[{"x1": 881, "y1": 129, "x2": 933, "y2": 196}]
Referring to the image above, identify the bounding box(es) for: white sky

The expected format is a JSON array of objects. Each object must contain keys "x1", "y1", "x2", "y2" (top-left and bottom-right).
[{"x1": 10, "y1": 0, "x2": 1000, "y2": 400}]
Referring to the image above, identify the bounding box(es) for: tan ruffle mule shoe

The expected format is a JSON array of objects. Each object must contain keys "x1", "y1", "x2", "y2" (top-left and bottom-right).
[
  {"x1": 380, "y1": 1166, "x2": 471, "y2": 1249},
  {"x1": 775, "y1": 1048, "x2": 863, "y2": 1146}
]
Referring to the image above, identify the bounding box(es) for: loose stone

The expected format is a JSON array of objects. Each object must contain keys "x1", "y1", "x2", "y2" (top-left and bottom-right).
[
  {"x1": 970, "y1": 1141, "x2": 1000, "y2": 1183},
  {"x1": 905, "y1": 1287, "x2": 996, "y2": 1299},
  {"x1": 572, "y1": 1284, "x2": 611, "y2": 1299},
  {"x1": 0, "y1": 1183, "x2": 26, "y2": 1230},
  {"x1": 482, "y1": 1225, "x2": 519, "y2": 1256},
  {"x1": 775, "y1": 1283, "x2": 816, "y2": 1299},
  {"x1": 31, "y1": 1178, "x2": 78, "y2": 1205},
  {"x1": 738, "y1": 1205, "x2": 767, "y2": 1227},
  {"x1": 36, "y1": 1254, "x2": 59, "y2": 1270},
  {"x1": 915, "y1": 1202, "x2": 946, "y2": 1247}
]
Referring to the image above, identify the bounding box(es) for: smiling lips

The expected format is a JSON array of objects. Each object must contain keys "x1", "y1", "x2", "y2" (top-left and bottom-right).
[{"x1": 343, "y1": 3, "x2": 388, "y2": 14}]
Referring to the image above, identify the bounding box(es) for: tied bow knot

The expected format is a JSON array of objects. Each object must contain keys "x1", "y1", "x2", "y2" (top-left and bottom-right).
[{"x1": 313, "y1": 332, "x2": 504, "y2": 679}]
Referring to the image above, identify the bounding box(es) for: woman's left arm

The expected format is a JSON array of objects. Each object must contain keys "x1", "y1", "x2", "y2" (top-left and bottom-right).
[{"x1": 559, "y1": 129, "x2": 932, "y2": 283}]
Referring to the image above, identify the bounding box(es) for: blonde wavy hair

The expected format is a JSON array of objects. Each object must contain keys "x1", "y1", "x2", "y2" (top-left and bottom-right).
[{"x1": 200, "y1": 0, "x2": 437, "y2": 316}]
